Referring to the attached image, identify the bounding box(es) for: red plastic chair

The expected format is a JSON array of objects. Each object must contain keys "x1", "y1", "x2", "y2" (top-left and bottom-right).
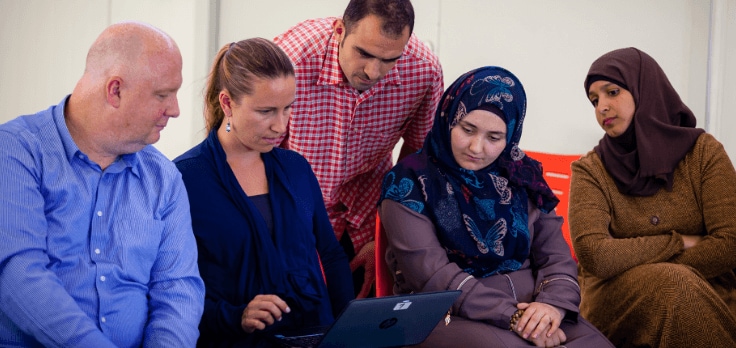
[
  {"x1": 524, "y1": 151, "x2": 581, "y2": 261},
  {"x1": 374, "y1": 216, "x2": 393, "y2": 297}
]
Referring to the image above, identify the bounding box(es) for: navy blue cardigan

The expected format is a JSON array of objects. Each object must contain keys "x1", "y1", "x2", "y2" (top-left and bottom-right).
[{"x1": 175, "y1": 131, "x2": 353, "y2": 347}]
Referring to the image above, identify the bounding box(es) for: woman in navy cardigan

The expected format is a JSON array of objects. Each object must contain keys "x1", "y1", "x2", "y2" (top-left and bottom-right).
[{"x1": 174, "y1": 38, "x2": 353, "y2": 347}]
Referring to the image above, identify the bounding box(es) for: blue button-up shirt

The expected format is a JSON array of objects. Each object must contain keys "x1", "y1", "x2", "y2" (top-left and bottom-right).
[{"x1": 0, "y1": 97, "x2": 205, "y2": 347}]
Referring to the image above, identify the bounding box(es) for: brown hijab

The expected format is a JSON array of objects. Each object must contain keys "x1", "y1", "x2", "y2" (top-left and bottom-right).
[{"x1": 584, "y1": 47, "x2": 704, "y2": 196}]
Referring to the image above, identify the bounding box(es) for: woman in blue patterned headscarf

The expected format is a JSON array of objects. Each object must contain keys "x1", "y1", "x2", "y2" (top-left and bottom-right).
[{"x1": 378, "y1": 66, "x2": 612, "y2": 347}]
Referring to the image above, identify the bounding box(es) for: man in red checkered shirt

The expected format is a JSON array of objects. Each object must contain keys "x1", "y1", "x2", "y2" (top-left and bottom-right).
[{"x1": 274, "y1": 0, "x2": 443, "y2": 298}]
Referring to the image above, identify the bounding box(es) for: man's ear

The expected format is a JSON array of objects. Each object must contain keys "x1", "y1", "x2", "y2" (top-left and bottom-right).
[
  {"x1": 106, "y1": 77, "x2": 122, "y2": 108},
  {"x1": 333, "y1": 19, "x2": 346, "y2": 41}
]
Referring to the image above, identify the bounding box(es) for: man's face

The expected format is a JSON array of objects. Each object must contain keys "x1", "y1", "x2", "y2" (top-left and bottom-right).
[
  {"x1": 115, "y1": 51, "x2": 182, "y2": 153},
  {"x1": 334, "y1": 14, "x2": 410, "y2": 91}
]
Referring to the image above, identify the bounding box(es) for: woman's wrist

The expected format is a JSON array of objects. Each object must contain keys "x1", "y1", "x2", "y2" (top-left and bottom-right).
[{"x1": 509, "y1": 308, "x2": 525, "y2": 331}]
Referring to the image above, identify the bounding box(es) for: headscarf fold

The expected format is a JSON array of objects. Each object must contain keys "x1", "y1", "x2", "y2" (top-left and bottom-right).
[
  {"x1": 380, "y1": 66, "x2": 558, "y2": 277},
  {"x1": 585, "y1": 47, "x2": 704, "y2": 196}
]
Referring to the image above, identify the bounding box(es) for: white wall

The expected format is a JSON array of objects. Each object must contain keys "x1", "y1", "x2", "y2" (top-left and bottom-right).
[
  {"x1": 434, "y1": 1, "x2": 710, "y2": 155},
  {"x1": 0, "y1": 0, "x2": 211, "y2": 159},
  {"x1": 708, "y1": 0, "x2": 736, "y2": 162},
  {"x1": 1, "y1": 0, "x2": 734, "y2": 161},
  {"x1": 725, "y1": 1, "x2": 736, "y2": 161},
  {"x1": 0, "y1": 0, "x2": 107, "y2": 122}
]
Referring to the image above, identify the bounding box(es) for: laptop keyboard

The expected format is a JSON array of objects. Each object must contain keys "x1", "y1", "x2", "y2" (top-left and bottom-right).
[{"x1": 274, "y1": 333, "x2": 324, "y2": 348}]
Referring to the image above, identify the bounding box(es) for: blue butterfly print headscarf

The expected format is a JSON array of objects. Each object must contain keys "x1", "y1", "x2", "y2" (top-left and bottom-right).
[{"x1": 380, "y1": 66, "x2": 559, "y2": 277}]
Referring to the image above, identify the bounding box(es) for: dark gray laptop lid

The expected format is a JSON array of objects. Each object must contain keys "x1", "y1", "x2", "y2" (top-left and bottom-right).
[{"x1": 318, "y1": 290, "x2": 461, "y2": 348}]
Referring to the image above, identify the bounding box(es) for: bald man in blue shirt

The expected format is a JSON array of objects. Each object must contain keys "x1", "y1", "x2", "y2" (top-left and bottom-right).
[{"x1": 0, "y1": 21, "x2": 204, "y2": 347}]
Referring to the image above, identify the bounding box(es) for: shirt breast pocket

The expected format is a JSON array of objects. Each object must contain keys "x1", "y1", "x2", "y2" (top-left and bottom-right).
[
  {"x1": 362, "y1": 126, "x2": 402, "y2": 165},
  {"x1": 114, "y1": 217, "x2": 165, "y2": 281}
]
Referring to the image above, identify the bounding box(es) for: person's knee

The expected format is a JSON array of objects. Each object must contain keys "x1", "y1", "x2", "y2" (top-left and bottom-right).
[
  {"x1": 625, "y1": 263, "x2": 720, "y2": 316},
  {"x1": 639, "y1": 263, "x2": 704, "y2": 293}
]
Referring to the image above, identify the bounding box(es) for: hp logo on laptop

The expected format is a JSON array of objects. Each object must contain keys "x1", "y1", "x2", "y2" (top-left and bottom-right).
[
  {"x1": 392, "y1": 300, "x2": 412, "y2": 310},
  {"x1": 379, "y1": 317, "x2": 398, "y2": 329}
]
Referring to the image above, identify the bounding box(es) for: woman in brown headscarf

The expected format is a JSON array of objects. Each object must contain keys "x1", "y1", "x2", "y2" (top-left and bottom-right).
[{"x1": 569, "y1": 47, "x2": 736, "y2": 347}]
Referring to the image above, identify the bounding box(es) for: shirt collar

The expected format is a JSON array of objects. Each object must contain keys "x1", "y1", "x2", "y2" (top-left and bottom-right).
[
  {"x1": 54, "y1": 96, "x2": 84, "y2": 163},
  {"x1": 116, "y1": 152, "x2": 140, "y2": 176}
]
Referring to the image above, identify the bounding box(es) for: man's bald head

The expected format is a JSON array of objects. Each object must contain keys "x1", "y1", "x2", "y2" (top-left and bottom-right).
[{"x1": 84, "y1": 21, "x2": 181, "y2": 80}]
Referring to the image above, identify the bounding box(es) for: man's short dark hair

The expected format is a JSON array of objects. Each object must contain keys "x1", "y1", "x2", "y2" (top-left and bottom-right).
[{"x1": 342, "y1": 0, "x2": 414, "y2": 38}]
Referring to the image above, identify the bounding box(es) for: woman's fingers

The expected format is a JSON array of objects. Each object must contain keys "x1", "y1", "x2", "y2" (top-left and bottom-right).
[
  {"x1": 515, "y1": 302, "x2": 564, "y2": 339},
  {"x1": 241, "y1": 294, "x2": 292, "y2": 333}
]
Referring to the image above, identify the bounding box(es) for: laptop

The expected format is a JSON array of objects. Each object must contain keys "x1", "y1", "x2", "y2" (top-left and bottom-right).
[{"x1": 271, "y1": 290, "x2": 461, "y2": 348}]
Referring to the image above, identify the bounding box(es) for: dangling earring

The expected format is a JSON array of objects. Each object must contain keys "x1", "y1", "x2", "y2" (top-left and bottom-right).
[{"x1": 226, "y1": 120, "x2": 231, "y2": 133}]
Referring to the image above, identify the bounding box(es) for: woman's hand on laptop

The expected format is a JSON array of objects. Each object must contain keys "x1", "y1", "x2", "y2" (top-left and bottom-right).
[{"x1": 242, "y1": 294, "x2": 292, "y2": 333}]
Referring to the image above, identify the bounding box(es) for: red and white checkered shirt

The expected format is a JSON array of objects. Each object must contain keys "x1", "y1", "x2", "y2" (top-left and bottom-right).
[{"x1": 275, "y1": 17, "x2": 443, "y2": 252}]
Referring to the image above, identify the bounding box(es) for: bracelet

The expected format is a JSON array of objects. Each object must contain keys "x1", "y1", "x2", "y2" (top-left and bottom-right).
[{"x1": 509, "y1": 309, "x2": 525, "y2": 331}]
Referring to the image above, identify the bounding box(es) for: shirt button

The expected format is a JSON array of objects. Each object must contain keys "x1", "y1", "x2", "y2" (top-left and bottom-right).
[
  {"x1": 97, "y1": 211, "x2": 103, "y2": 217},
  {"x1": 94, "y1": 248, "x2": 101, "y2": 254},
  {"x1": 100, "y1": 276, "x2": 106, "y2": 282},
  {"x1": 650, "y1": 216, "x2": 660, "y2": 225},
  {"x1": 101, "y1": 317, "x2": 106, "y2": 323}
]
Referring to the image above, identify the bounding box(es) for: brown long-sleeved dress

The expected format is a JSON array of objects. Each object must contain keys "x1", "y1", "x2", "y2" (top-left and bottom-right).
[{"x1": 569, "y1": 133, "x2": 736, "y2": 347}]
